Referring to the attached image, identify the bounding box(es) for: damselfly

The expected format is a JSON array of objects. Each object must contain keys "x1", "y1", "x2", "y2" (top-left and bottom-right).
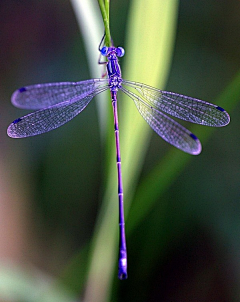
[{"x1": 7, "y1": 41, "x2": 230, "y2": 280}]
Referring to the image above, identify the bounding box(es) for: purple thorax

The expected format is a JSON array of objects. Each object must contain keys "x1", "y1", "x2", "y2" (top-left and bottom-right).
[{"x1": 100, "y1": 46, "x2": 124, "y2": 92}]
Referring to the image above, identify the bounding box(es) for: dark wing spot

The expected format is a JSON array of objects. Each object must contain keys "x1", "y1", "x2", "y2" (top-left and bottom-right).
[
  {"x1": 216, "y1": 106, "x2": 225, "y2": 112},
  {"x1": 189, "y1": 133, "x2": 198, "y2": 141},
  {"x1": 19, "y1": 87, "x2": 27, "y2": 93},
  {"x1": 13, "y1": 118, "x2": 22, "y2": 124}
]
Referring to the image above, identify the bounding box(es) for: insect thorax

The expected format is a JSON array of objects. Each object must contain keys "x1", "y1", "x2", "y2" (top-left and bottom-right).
[{"x1": 109, "y1": 75, "x2": 122, "y2": 91}]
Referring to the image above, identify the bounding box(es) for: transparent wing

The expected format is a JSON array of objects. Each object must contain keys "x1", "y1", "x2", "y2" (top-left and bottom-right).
[
  {"x1": 122, "y1": 80, "x2": 230, "y2": 127},
  {"x1": 11, "y1": 78, "x2": 109, "y2": 109},
  {"x1": 7, "y1": 85, "x2": 109, "y2": 138},
  {"x1": 120, "y1": 86, "x2": 202, "y2": 155}
]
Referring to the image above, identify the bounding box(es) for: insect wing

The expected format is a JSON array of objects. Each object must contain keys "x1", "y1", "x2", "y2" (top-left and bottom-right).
[
  {"x1": 7, "y1": 85, "x2": 108, "y2": 138},
  {"x1": 121, "y1": 86, "x2": 202, "y2": 155},
  {"x1": 11, "y1": 79, "x2": 108, "y2": 109},
  {"x1": 122, "y1": 80, "x2": 230, "y2": 127}
]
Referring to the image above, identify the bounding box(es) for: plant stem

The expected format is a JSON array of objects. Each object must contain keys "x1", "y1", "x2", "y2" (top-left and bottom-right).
[{"x1": 98, "y1": 0, "x2": 111, "y2": 46}]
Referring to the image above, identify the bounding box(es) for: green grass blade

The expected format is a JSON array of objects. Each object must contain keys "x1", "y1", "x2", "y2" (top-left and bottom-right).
[
  {"x1": 84, "y1": 1, "x2": 179, "y2": 302},
  {"x1": 121, "y1": 0, "x2": 179, "y2": 206},
  {"x1": 70, "y1": 0, "x2": 108, "y2": 140},
  {"x1": 97, "y1": 0, "x2": 111, "y2": 46}
]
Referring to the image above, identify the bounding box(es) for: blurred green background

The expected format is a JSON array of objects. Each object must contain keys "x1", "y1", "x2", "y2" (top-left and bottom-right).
[{"x1": 1, "y1": 0, "x2": 240, "y2": 301}]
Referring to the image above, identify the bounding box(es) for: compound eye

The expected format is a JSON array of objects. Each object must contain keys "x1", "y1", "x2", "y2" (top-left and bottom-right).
[
  {"x1": 100, "y1": 46, "x2": 109, "y2": 56},
  {"x1": 116, "y1": 47, "x2": 125, "y2": 57}
]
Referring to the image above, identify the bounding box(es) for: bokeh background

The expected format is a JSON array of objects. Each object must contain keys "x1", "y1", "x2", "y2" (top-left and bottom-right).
[{"x1": 1, "y1": 0, "x2": 240, "y2": 301}]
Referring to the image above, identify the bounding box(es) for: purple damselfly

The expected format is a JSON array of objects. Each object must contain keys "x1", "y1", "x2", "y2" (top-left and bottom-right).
[{"x1": 7, "y1": 41, "x2": 230, "y2": 280}]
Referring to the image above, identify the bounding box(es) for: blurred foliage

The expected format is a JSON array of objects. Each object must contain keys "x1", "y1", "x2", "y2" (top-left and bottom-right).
[{"x1": 1, "y1": 0, "x2": 240, "y2": 301}]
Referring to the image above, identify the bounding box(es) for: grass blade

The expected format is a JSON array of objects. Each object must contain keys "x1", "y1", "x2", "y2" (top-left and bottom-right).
[{"x1": 84, "y1": 1, "x2": 179, "y2": 301}]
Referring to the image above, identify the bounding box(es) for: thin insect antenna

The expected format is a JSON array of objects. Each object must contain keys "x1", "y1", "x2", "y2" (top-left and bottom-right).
[{"x1": 98, "y1": 32, "x2": 106, "y2": 51}]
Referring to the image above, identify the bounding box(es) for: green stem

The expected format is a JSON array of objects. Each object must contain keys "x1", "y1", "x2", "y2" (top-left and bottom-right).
[
  {"x1": 98, "y1": 0, "x2": 111, "y2": 46},
  {"x1": 105, "y1": 0, "x2": 110, "y2": 20}
]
